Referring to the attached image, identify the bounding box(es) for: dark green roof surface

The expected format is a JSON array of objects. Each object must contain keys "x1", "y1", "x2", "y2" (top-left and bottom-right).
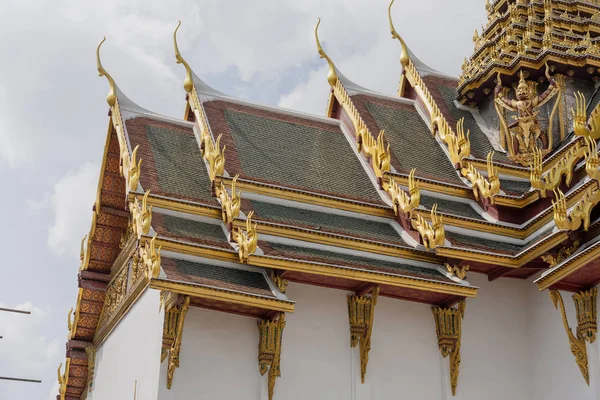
[
  {"x1": 261, "y1": 241, "x2": 452, "y2": 283},
  {"x1": 358, "y1": 98, "x2": 463, "y2": 185},
  {"x1": 249, "y1": 200, "x2": 406, "y2": 245},
  {"x1": 203, "y1": 100, "x2": 384, "y2": 204},
  {"x1": 125, "y1": 117, "x2": 217, "y2": 205},
  {"x1": 500, "y1": 179, "x2": 531, "y2": 195},
  {"x1": 446, "y1": 231, "x2": 526, "y2": 254},
  {"x1": 153, "y1": 212, "x2": 229, "y2": 248},
  {"x1": 420, "y1": 195, "x2": 485, "y2": 221},
  {"x1": 162, "y1": 257, "x2": 275, "y2": 297}
]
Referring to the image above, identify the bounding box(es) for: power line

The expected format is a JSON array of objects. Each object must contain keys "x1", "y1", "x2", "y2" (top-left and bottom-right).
[
  {"x1": 0, "y1": 376, "x2": 42, "y2": 383},
  {"x1": 0, "y1": 307, "x2": 31, "y2": 315}
]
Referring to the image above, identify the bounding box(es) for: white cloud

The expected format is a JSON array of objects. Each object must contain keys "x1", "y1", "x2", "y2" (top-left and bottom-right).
[{"x1": 47, "y1": 162, "x2": 99, "y2": 257}]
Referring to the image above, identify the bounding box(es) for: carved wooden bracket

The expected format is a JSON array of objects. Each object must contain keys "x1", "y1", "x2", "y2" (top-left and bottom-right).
[
  {"x1": 432, "y1": 300, "x2": 466, "y2": 396},
  {"x1": 257, "y1": 312, "x2": 286, "y2": 400},
  {"x1": 348, "y1": 285, "x2": 380, "y2": 383},
  {"x1": 163, "y1": 296, "x2": 191, "y2": 389},
  {"x1": 549, "y1": 289, "x2": 596, "y2": 385}
]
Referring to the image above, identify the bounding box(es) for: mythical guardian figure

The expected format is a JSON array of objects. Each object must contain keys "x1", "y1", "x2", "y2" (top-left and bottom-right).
[{"x1": 494, "y1": 64, "x2": 560, "y2": 165}]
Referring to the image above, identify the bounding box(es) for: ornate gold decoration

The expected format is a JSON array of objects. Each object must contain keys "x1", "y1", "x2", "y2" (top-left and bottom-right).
[
  {"x1": 57, "y1": 362, "x2": 67, "y2": 400},
  {"x1": 79, "y1": 235, "x2": 87, "y2": 271},
  {"x1": 383, "y1": 169, "x2": 420, "y2": 216},
  {"x1": 348, "y1": 285, "x2": 379, "y2": 384},
  {"x1": 129, "y1": 190, "x2": 152, "y2": 240},
  {"x1": 204, "y1": 133, "x2": 226, "y2": 181},
  {"x1": 573, "y1": 288, "x2": 598, "y2": 344},
  {"x1": 174, "y1": 21, "x2": 194, "y2": 93},
  {"x1": 494, "y1": 66, "x2": 560, "y2": 165},
  {"x1": 411, "y1": 204, "x2": 445, "y2": 250},
  {"x1": 232, "y1": 211, "x2": 258, "y2": 263},
  {"x1": 388, "y1": 0, "x2": 409, "y2": 67},
  {"x1": 161, "y1": 296, "x2": 183, "y2": 362},
  {"x1": 552, "y1": 185, "x2": 600, "y2": 231},
  {"x1": 258, "y1": 313, "x2": 286, "y2": 400},
  {"x1": 67, "y1": 307, "x2": 74, "y2": 333},
  {"x1": 460, "y1": 152, "x2": 500, "y2": 204},
  {"x1": 315, "y1": 18, "x2": 338, "y2": 87},
  {"x1": 166, "y1": 296, "x2": 191, "y2": 389},
  {"x1": 269, "y1": 270, "x2": 288, "y2": 294},
  {"x1": 85, "y1": 346, "x2": 96, "y2": 392},
  {"x1": 142, "y1": 235, "x2": 162, "y2": 279},
  {"x1": 96, "y1": 37, "x2": 116, "y2": 107},
  {"x1": 530, "y1": 140, "x2": 587, "y2": 197},
  {"x1": 98, "y1": 264, "x2": 129, "y2": 330},
  {"x1": 585, "y1": 137, "x2": 600, "y2": 181},
  {"x1": 431, "y1": 114, "x2": 471, "y2": 167},
  {"x1": 215, "y1": 175, "x2": 241, "y2": 225},
  {"x1": 549, "y1": 289, "x2": 590, "y2": 385},
  {"x1": 360, "y1": 129, "x2": 391, "y2": 179},
  {"x1": 128, "y1": 145, "x2": 142, "y2": 192},
  {"x1": 432, "y1": 300, "x2": 466, "y2": 396},
  {"x1": 541, "y1": 239, "x2": 581, "y2": 267},
  {"x1": 573, "y1": 91, "x2": 600, "y2": 140},
  {"x1": 445, "y1": 264, "x2": 469, "y2": 280}
]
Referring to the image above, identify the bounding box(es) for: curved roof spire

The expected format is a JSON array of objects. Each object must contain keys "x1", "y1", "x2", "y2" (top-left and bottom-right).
[
  {"x1": 174, "y1": 21, "x2": 194, "y2": 93},
  {"x1": 314, "y1": 18, "x2": 338, "y2": 87},
  {"x1": 388, "y1": 0, "x2": 409, "y2": 67},
  {"x1": 96, "y1": 37, "x2": 117, "y2": 107}
]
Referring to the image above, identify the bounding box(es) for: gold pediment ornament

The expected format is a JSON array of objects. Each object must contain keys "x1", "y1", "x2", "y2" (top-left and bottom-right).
[
  {"x1": 348, "y1": 286, "x2": 379, "y2": 384},
  {"x1": 215, "y1": 174, "x2": 241, "y2": 225},
  {"x1": 232, "y1": 211, "x2": 258, "y2": 263},
  {"x1": 411, "y1": 204, "x2": 445, "y2": 250},
  {"x1": 549, "y1": 289, "x2": 593, "y2": 385},
  {"x1": 383, "y1": 169, "x2": 420, "y2": 216},
  {"x1": 432, "y1": 300, "x2": 466, "y2": 396}
]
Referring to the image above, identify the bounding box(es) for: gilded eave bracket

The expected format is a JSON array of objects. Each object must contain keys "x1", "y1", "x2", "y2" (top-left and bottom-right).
[
  {"x1": 549, "y1": 288, "x2": 597, "y2": 385},
  {"x1": 258, "y1": 312, "x2": 286, "y2": 400},
  {"x1": 432, "y1": 300, "x2": 466, "y2": 396},
  {"x1": 163, "y1": 295, "x2": 191, "y2": 389},
  {"x1": 348, "y1": 285, "x2": 380, "y2": 384}
]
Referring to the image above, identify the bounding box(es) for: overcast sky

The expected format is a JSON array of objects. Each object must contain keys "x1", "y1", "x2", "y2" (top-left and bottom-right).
[{"x1": 0, "y1": 1, "x2": 485, "y2": 398}]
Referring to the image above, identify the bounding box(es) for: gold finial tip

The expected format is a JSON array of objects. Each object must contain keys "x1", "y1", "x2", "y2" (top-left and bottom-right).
[
  {"x1": 388, "y1": 0, "x2": 409, "y2": 67},
  {"x1": 173, "y1": 20, "x2": 194, "y2": 93},
  {"x1": 96, "y1": 36, "x2": 117, "y2": 106}
]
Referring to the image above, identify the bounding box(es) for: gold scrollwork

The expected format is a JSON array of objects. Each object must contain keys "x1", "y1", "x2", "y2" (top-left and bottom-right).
[
  {"x1": 541, "y1": 239, "x2": 581, "y2": 267},
  {"x1": 166, "y1": 296, "x2": 191, "y2": 389},
  {"x1": 348, "y1": 285, "x2": 379, "y2": 384},
  {"x1": 383, "y1": 169, "x2": 420, "y2": 216},
  {"x1": 461, "y1": 153, "x2": 500, "y2": 204},
  {"x1": 98, "y1": 265, "x2": 129, "y2": 331},
  {"x1": 257, "y1": 313, "x2": 286, "y2": 400},
  {"x1": 129, "y1": 190, "x2": 153, "y2": 240},
  {"x1": 411, "y1": 204, "x2": 445, "y2": 250},
  {"x1": 215, "y1": 175, "x2": 241, "y2": 225},
  {"x1": 445, "y1": 264, "x2": 469, "y2": 280},
  {"x1": 232, "y1": 211, "x2": 258, "y2": 263},
  {"x1": 552, "y1": 185, "x2": 600, "y2": 231},
  {"x1": 549, "y1": 289, "x2": 590, "y2": 385},
  {"x1": 432, "y1": 300, "x2": 466, "y2": 396}
]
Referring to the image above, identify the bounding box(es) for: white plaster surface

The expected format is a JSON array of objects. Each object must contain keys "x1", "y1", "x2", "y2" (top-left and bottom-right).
[{"x1": 90, "y1": 289, "x2": 164, "y2": 400}]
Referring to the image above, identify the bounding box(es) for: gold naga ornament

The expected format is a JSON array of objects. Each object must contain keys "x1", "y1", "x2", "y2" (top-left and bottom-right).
[
  {"x1": 141, "y1": 235, "x2": 162, "y2": 279},
  {"x1": 129, "y1": 190, "x2": 153, "y2": 239},
  {"x1": 431, "y1": 115, "x2": 471, "y2": 168},
  {"x1": 383, "y1": 169, "x2": 420, "y2": 216},
  {"x1": 494, "y1": 64, "x2": 563, "y2": 166},
  {"x1": 432, "y1": 300, "x2": 466, "y2": 396},
  {"x1": 529, "y1": 141, "x2": 587, "y2": 198},
  {"x1": 204, "y1": 133, "x2": 226, "y2": 182},
  {"x1": 445, "y1": 264, "x2": 469, "y2": 280},
  {"x1": 460, "y1": 152, "x2": 499, "y2": 204},
  {"x1": 215, "y1": 175, "x2": 241, "y2": 226},
  {"x1": 411, "y1": 204, "x2": 445, "y2": 250},
  {"x1": 232, "y1": 211, "x2": 258, "y2": 263},
  {"x1": 57, "y1": 361, "x2": 68, "y2": 400},
  {"x1": 573, "y1": 92, "x2": 600, "y2": 140}
]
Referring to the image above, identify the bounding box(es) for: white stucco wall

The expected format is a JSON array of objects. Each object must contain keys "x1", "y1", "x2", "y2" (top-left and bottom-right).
[{"x1": 90, "y1": 289, "x2": 164, "y2": 400}]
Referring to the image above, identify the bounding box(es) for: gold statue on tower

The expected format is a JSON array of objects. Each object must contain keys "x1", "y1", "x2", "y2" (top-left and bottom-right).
[{"x1": 494, "y1": 63, "x2": 561, "y2": 166}]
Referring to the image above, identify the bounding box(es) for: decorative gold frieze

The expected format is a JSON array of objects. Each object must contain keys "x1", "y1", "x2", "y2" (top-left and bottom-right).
[
  {"x1": 215, "y1": 174, "x2": 241, "y2": 225},
  {"x1": 383, "y1": 169, "x2": 420, "y2": 216},
  {"x1": 97, "y1": 264, "x2": 129, "y2": 330},
  {"x1": 166, "y1": 296, "x2": 191, "y2": 389},
  {"x1": 461, "y1": 153, "x2": 500, "y2": 204},
  {"x1": 541, "y1": 239, "x2": 581, "y2": 267},
  {"x1": 232, "y1": 211, "x2": 258, "y2": 263},
  {"x1": 552, "y1": 185, "x2": 600, "y2": 231},
  {"x1": 258, "y1": 313, "x2": 286, "y2": 400},
  {"x1": 270, "y1": 270, "x2": 288, "y2": 294},
  {"x1": 348, "y1": 285, "x2": 379, "y2": 384},
  {"x1": 432, "y1": 300, "x2": 466, "y2": 396},
  {"x1": 129, "y1": 190, "x2": 152, "y2": 240},
  {"x1": 549, "y1": 289, "x2": 590, "y2": 385},
  {"x1": 85, "y1": 346, "x2": 96, "y2": 392},
  {"x1": 573, "y1": 288, "x2": 598, "y2": 344},
  {"x1": 445, "y1": 264, "x2": 469, "y2": 280},
  {"x1": 411, "y1": 204, "x2": 445, "y2": 250}
]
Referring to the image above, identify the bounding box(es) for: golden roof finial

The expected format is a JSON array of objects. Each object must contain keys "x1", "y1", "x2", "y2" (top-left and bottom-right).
[
  {"x1": 174, "y1": 21, "x2": 194, "y2": 93},
  {"x1": 96, "y1": 37, "x2": 117, "y2": 107},
  {"x1": 314, "y1": 18, "x2": 338, "y2": 87},
  {"x1": 388, "y1": 0, "x2": 409, "y2": 67}
]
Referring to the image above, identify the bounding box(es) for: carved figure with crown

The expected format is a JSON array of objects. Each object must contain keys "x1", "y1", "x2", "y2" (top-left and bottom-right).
[{"x1": 494, "y1": 64, "x2": 559, "y2": 166}]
